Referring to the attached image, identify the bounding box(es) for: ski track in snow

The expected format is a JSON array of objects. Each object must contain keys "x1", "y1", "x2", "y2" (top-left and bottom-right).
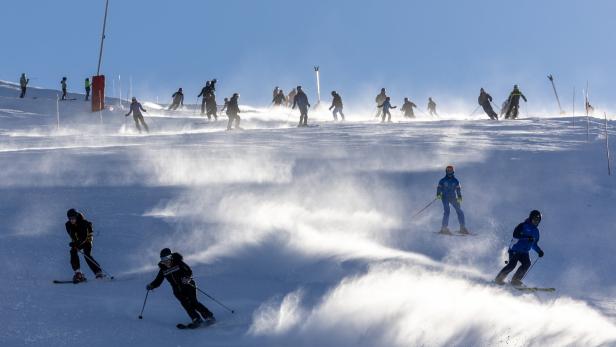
[{"x1": 1, "y1": 81, "x2": 616, "y2": 346}]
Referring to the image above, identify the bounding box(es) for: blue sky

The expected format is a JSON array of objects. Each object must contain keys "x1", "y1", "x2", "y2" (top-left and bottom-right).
[{"x1": 2, "y1": 0, "x2": 615, "y2": 110}]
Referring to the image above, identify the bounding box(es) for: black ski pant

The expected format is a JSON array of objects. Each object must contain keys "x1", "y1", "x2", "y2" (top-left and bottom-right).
[
  {"x1": 62, "y1": 88, "x2": 67, "y2": 100},
  {"x1": 298, "y1": 107, "x2": 308, "y2": 126},
  {"x1": 70, "y1": 242, "x2": 102, "y2": 274},
  {"x1": 404, "y1": 111, "x2": 415, "y2": 118},
  {"x1": 496, "y1": 250, "x2": 531, "y2": 283},
  {"x1": 429, "y1": 108, "x2": 438, "y2": 117},
  {"x1": 505, "y1": 103, "x2": 519, "y2": 119},
  {"x1": 168, "y1": 102, "x2": 180, "y2": 110},
  {"x1": 85, "y1": 87, "x2": 90, "y2": 101},
  {"x1": 481, "y1": 103, "x2": 498, "y2": 119},
  {"x1": 201, "y1": 99, "x2": 207, "y2": 115},
  {"x1": 207, "y1": 103, "x2": 218, "y2": 120},
  {"x1": 133, "y1": 114, "x2": 150, "y2": 133},
  {"x1": 174, "y1": 285, "x2": 213, "y2": 321},
  {"x1": 227, "y1": 113, "x2": 240, "y2": 130},
  {"x1": 381, "y1": 110, "x2": 392, "y2": 122},
  {"x1": 332, "y1": 106, "x2": 344, "y2": 120},
  {"x1": 20, "y1": 86, "x2": 26, "y2": 98}
]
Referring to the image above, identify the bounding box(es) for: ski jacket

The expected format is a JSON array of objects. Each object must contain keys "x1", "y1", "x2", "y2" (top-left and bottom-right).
[
  {"x1": 378, "y1": 100, "x2": 396, "y2": 112},
  {"x1": 227, "y1": 96, "x2": 240, "y2": 115},
  {"x1": 331, "y1": 94, "x2": 343, "y2": 108},
  {"x1": 65, "y1": 213, "x2": 94, "y2": 245},
  {"x1": 436, "y1": 175, "x2": 462, "y2": 200},
  {"x1": 508, "y1": 88, "x2": 527, "y2": 105},
  {"x1": 375, "y1": 92, "x2": 386, "y2": 105},
  {"x1": 478, "y1": 91, "x2": 492, "y2": 105},
  {"x1": 172, "y1": 91, "x2": 184, "y2": 105},
  {"x1": 401, "y1": 101, "x2": 416, "y2": 113},
  {"x1": 428, "y1": 100, "x2": 436, "y2": 110},
  {"x1": 149, "y1": 253, "x2": 195, "y2": 294},
  {"x1": 293, "y1": 91, "x2": 310, "y2": 109},
  {"x1": 198, "y1": 85, "x2": 212, "y2": 98},
  {"x1": 85, "y1": 80, "x2": 91, "y2": 89},
  {"x1": 126, "y1": 101, "x2": 146, "y2": 117},
  {"x1": 20, "y1": 75, "x2": 28, "y2": 88},
  {"x1": 61, "y1": 80, "x2": 67, "y2": 90},
  {"x1": 509, "y1": 219, "x2": 542, "y2": 254},
  {"x1": 273, "y1": 93, "x2": 286, "y2": 105}
]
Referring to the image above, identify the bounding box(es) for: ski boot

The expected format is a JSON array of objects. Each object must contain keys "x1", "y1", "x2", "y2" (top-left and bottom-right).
[
  {"x1": 73, "y1": 271, "x2": 87, "y2": 284},
  {"x1": 187, "y1": 317, "x2": 203, "y2": 329},
  {"x1": 510, "y1": 279, "x2": 525, "y2": 288},
  {"x1": 459, "y1": 226, "x2": 470, "y2": 235},
  {"x1": 203, "y1": 315, "x2": 216, "y2": 327},
  {"x1": 438, "y1": 227, "x2": 453, "y2": 235},
  {"x1": 95, "y1": 272, "x2": 106, "y2": 279}
]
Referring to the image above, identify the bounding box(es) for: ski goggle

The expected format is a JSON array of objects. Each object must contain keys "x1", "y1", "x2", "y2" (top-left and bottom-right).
[
  {"x1": 446, "y1": 166, "x2": 454, "y2": 174},
  {"x1": 160, "y1": 254, "x2": 173, "y2": 262}
]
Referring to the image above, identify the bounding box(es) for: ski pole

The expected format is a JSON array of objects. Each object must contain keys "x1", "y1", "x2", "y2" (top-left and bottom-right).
[
  {"x1": 78, "y1": 250, "x2": 115, "y2": 279},
  {"x1": 521, "y1": 257, "x2": 539, "y2": 281},
  {"x1": 468, "y1": 105, "x2": 481, "y2": 118},
  {"x1": 412, "y1": 197, "x2": 438, "y2": 218},
  {"x1": 191, "y1": 284, "x2": 235, "y2": 314},
  {"x1": 138, "y1": 290, "x2": 150, "y2": 319}
]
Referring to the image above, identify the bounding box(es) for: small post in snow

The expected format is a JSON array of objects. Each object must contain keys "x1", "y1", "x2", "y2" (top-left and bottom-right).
[
  {"x1": 118, "y1": 74, "x2": 122, "y2": 108},
  {"x1": 314, "y1": 66, "x2": 321, "y2": 106},
  {"x1": 605, "y1": 112, "x2": 611, "y2": 176},
  {"x1": 99, "y1": 90, "x2": 103, "y2": 125},
  {"x1": 56, "y1": 94, "x2": 60, "y2": 130},
  {"x1": 129, "y1": 75, "x2": 133, "y2": 100},
  {"x1": 572, "y1": 87, "x2": 575, "y2": 126},
  {"x1": 585, "y1": 81, "x2": 590, "y2": 142}
]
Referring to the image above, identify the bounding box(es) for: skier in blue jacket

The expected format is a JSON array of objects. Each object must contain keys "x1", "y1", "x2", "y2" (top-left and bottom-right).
[
  {"x1": 436, "y1": 165, "x2": 468, "y2": 234},
  {"x1": 495, "y1": 210, "x2": 544, "y2": 286}
]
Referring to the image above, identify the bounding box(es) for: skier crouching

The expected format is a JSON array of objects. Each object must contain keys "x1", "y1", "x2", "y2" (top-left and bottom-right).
[
  {"x1": 65, "y1": 208, "x2": 104, "y2": 283},
  {"x1": 146, "y1": 248, "x2": 216, "y2": 328},
  {"x1": 495, "y1": 210, "x2": 544, "y2": 287}
]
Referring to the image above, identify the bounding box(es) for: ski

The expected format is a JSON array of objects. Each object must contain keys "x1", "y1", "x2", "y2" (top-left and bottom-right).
[
  {"x1": 176, "y1": 319, "x2": 215, "y2": 330},
  {"x1": 514, "y1": 286, "x2": 556, "y2": 292},
  {"x1": 433, "y1": 231, "x2": 475, "y2": 237},
  {"x1": 53, "y1": 279, "x2": 87, "y2": 284}
]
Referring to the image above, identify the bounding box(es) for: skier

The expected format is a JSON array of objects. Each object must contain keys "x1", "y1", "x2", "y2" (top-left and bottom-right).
[
  {"x1": 504, "y1": 85, "x2": 527, "y2": 119},
  {"x1": 226, "y1": 93, "x2": 241, "y2": 130},
  {"x1": 125, "y1": 97, "x2": 150, "y2": 133},
  {"x1": 400, "y1": 97, "x2": 417, "y2": 118},
  {"x1": 198, "y1": 81, "x2": 211, "y2": 116},
  {"x1": 292, "y1": 86, "x2": 311, "y2": 127},
  {"x1": 272, "y1": 86, "x2": 280, "y2": 101},
  {"x1": 286, "y1": 88, "x2": 297, "y2": 108},
  {"x1": 221, "y1": 97, "x2": 229, "y2": 112},
  {"x1": 168, "y1": 88, "x2": 184, "y2": 110},
  {"x1": 478, "y1": 88, "x2": 498, "y2": 120},
  {"x1": 377, "y1": 96, "x2": 397, "y2": 123},
  {"x1": 329, "y1": 91, "x2": 345, "y2": 121},
  {"x1": 65, "y1": 208, "x2": 104, "y2": 283},
  {"x1": 272, "y1": 90, "x2": 286, "y2": 106},
  {"x1": 19, "y1": 73, "x2": 29, "y2": 98},
  {"x1": 146, "y1": 248, "x2": 216, "y2": 328},
  {"x1": 85, "y1": 78, "x2": 91, "y2": 101},
  {"x1": 427, "y1": 97, "x2": 438, "y2": 117},
  {"x1": 375, "y1": 88, "x2": 387, "y2": 118},
  {"x1": 436, "y1": 165, "x2": 468, "y2": 234},
  {"x1": 495, "y1": 210, "x2": 545, "y2": 286},
  {"x1": 61, "y1": 77, "x2": 68, "y2": 100}
]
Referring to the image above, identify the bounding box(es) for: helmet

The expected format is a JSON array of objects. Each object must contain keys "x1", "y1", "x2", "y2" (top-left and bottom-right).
[
  {"x1": 160, "y1": 248, "x2": 172, "y2": 258},
  {"x1": 66, "y1": 208, "x2": 78, "y2": 219},
  {"x1": 381, "y1": 88, "x2": 385, "y2": 92},
  {"x1": 297, "y1": 86, "x2": 302, "y2": 90},
  {"x1": 445, "y1": 165, "x2": 454, "y2": 174},
  {"x1": 331, "y1": 91, "x2": 336, "y2": 95},
  {"x1": 529, "y1": 210, "x2": 542, "y2": 223},
  {"x1": 131, "y1": 97, "x2": 136, "y2": 102},
  {"x1": 514, "y1": 84, "x2": 518, "y2": 89}
]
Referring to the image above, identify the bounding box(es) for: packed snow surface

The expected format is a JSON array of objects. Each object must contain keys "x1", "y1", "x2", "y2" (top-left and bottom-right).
[{"x1": 1, "y1": 81, "x2": 616, "y2": 346}]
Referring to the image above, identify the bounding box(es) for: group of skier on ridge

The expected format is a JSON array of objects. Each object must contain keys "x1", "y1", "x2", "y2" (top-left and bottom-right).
[{"x1": 61, "y1": 164, "x2": 546, "y2": 328}]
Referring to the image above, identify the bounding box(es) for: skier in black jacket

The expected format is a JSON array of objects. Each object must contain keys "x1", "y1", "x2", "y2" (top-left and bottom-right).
[
  {"x1": 65, "y1": 208, "x2": 103, "y2": 283},
  {"x1": 226, "y1": 93, "x2": 241, "y2": 130},
  {"x1": 168, "y1": 88, "x2": 184, "y2": 110},
  {"x1": 146, "y1": 248, "x2": 215, "y2": 327},
  {"x1": 504, "y1": 85, "x2": 527, "y2": 119},
  {"x1": 478, "y1": 88, "x2": 498, "y2": 120},
  {"x1": 329, "y1": 91, "x2": 345, "y2": 121}
]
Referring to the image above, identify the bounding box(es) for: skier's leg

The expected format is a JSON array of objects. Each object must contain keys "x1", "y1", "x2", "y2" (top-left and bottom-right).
[
  {"x1": 185, "y1": 285, "x2": 214, "y2": 319},
  {"x1": 234, "y1": 115, "x2": 241, "y2": 128},
  {"x1": 441, "y1": 200, "x2": 451, "y2": 228},
  {"x1": 340, "y1": 109, "x2": 345, "y2": 121},
  {"x1": 387, "y1": 110, "x2": 391, "y2": 122},
  {"x1": 201, "y1": 100, "x2": 206, "y2": 115},
  {"x1": 511, "y1": 252, "x2": 531, "y2": 284},
  {"x1": 140, "y1": 116, "x2": 150, "y2": 133},
  {"x1": 227, "y1": 115, "x2": 233, "y2": 130},
  {"x1": 81, "y1": 243, "x2": 102, "y2": 275},
  {"x1": 133, "y1": 116, "x2": 142, "y2": 133},
  {"x1": 495, "y1": 251, "x2": 519, "y2": 283},
  {"x1": 452, "y1": 200, "x2": 466, "y2": 227},
  {"x1": 332, "y1": 109, "x2": 338, "y2": 120},
  {"x1": 174, "y1": 291, "x2": 200, "y2": 320},
  {"x1": 20, "y1": 87, "x2": 25, "y2": 98},
  {"x1": 70, "y1": 247, "x2": 80, "y2": 271}
]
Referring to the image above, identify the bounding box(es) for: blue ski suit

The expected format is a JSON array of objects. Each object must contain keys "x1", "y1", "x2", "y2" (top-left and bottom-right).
[
  {"x1": 496, "y1": 219, "x2": 544, "y2": 284},
  {"x1": 436, "y1": 174, "x2": 465, "y2": 227}
]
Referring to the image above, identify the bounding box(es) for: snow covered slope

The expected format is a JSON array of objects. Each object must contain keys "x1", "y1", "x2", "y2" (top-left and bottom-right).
[{"x1": 1, "y1": 80, "x2": 615, "y2": 346}]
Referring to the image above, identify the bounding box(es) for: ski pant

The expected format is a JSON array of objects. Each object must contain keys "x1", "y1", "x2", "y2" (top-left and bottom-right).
[
  {"x1": 404, "y1": 111, "x2": 415, "y2": 118},
  {"x1": 496, "y1": 250, "x2": 531, "y2": 283},
  {"x1": 227, "y1": 113, "x2": 240, "y2": 129},
  {"x1": 442, "y1": 198, "x2": 465, "y2": 228},
  {"x1": 70, "y1": 242, "x2": 102, "y2": 274},
  {"x1": 168, "y1": 102, "x2": 180, "y2": 110},
  {"x1": 481, "y1": 103, "x2": 497, "y2": 119},
  {"x1": 299, "y1": 107, "x2": 308, "y2": 126},
  {"x1": 381, "y1": 110, "x2": 392, "y2": 122},
  {"x1": 62, "y1": 88, "x2": 67, "y2": 100},
  {"x1": 20, "y1": 86, "x2": 26, "y2": 98},
  {"x1": 332, "y1": 107, "x2": 344, "y2": 121},
  {"x1": 207, "y1": 103, "x2": 217, "y2": 120},
  {"x1": 133, "y1": 114, "x2": 149, "y2": 133},
  {"x1": 174, "y1": 285, "x2": 214, "y2": 321},
  {"x1": 375, "y1": 107, "x2": 382, "y2": 118},
  {"x1": 429, "y1": 108, "x2": 438, "y2": 117},
  {"x1": 201, "y1": 99, "x2": 207, "y2": 115},
  {"x1": 85, "y1": 87, "x2": 90, "y2": 101},
  {"x1": 505, "y1": 103, "x2": 519, "y2": 119}
]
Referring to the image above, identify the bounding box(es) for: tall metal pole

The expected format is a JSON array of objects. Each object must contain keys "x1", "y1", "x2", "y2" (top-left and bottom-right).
[
  {"x1": 314, "y1": 66, "x2": 321, "y2": 105},
  {"x1": 547, "y1": 74, "x2": 564, "y2": 115},
  {"x1": 97, "y1": 0, "x2": 109, "y2": 75},
  {"x1": 605, "y1": 112, "x2": 611, "y2": 176},
  {"x1": 572, "y1": 87, "x2": 575, "y2": 126},
  {"x1": 585, "y1": 81, "x2": 590, "y2": 142}
]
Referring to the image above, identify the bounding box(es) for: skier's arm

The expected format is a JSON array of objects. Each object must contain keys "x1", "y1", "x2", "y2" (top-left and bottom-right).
[
  {"x1": 292, "y1": 97, "x2": 297, "y2": 109},
  {"x1": 436, "y1": 180, "x2": 444, "y2": 197},
  {"x1": 148, "y1": 268, "x2": 165, "y2": 289},
  {"x1": 125, "y1": 107, "x2": 133, "y2": 117},
  {"x1": 512, "y1": 223, "x2": 527, "y2": 239},
  {"x1": 85, "y1": 222, "x2": 94, "y2": 244},
  {"x1": 455, "y1": 182, "x2": 462, "y2": 199},
  {"x1": 521, "y1": 93, "x2": 527, "y2": 102},
  {"x1": 488, "y1": 94, "x2": 493, "y2": 102},
  {"x1": 139, "y1": 104, "x2": 147, "y2": 113}
]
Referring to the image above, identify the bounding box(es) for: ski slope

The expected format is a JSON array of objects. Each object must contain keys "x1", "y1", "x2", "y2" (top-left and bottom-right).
[{"x1": 1, "y1": 80, "x2": 616, "y2": 347}]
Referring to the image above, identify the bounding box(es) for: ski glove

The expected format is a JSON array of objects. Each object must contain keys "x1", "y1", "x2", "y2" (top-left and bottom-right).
[
  {"x1": 146, "y1": 284, "x2": 153, "y2": 291},
  {"x1": 457, "y1": 196, "x2": 463, "y2": 203},
  {"x1": 537, "y1": 249, "x2": 544, "y2": 258},
  {"x1": 436, "y1": 193, "x2": 443, "y2": 200},
  {"x1": 181, "y1": 277, "x2": 192, "y2": 285}
]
